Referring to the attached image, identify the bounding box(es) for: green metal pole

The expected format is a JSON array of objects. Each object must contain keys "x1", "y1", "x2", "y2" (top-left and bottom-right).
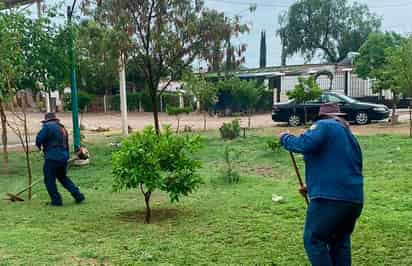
[{"x1": 67, "y1": 5, "x2": 80, "y2": 152}]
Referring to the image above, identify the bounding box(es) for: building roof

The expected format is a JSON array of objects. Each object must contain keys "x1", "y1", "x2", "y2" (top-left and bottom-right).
[{"x1": 204, "y1": 62, "x2": 353, "y2": 79}]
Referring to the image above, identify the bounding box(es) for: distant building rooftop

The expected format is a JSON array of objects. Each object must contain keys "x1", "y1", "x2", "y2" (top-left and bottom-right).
[{"x1": 204, "y1": 62, "x2": 352, "y2": 79}]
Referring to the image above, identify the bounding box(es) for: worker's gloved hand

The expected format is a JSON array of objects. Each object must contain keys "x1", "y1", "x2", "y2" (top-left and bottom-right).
[
  {"x1": 278, "y1": 130, "x2": 290, "y2": 140},
  {"x1": 299, "y1": 186, "x2": 308, "y2": 197}
]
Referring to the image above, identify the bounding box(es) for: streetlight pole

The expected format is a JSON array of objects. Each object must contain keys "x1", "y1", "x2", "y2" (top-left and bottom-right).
[{"x1": 67, "y1": 1, "x2": 81, "y2": 151}]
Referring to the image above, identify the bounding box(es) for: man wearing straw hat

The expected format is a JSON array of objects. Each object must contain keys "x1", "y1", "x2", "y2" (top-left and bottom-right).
[
  {"x1": 279, "y1": 103, "x2": 363, "y2": 266},
  {"x1": 35, "y1": 113, "x2": 85, "y2": 206}
]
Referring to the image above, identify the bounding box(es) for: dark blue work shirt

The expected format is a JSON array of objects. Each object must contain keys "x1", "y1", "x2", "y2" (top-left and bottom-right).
[
  {"x1": 280, "y1": 118, "x2": 363, "y2": 204},
  {"x1": 35, "y1": 121, "x2": 69, "y2": 162}
]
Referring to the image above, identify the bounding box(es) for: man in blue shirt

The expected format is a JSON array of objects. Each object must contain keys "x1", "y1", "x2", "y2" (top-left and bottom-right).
[
  {"x1": 36, "y1": 113, "x2": 85, "y2": 206},
  {"x1": 279, "y1": 103, "x2": 363, "y2": 266}
]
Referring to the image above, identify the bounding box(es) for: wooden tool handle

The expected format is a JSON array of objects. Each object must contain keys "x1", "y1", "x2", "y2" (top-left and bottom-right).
[
  {"x1": 289, "y1": 152, "x2": 309, "y2": 205},
  {"x1": 16, "y1": 179, "x2": 43, "y2": 196}
]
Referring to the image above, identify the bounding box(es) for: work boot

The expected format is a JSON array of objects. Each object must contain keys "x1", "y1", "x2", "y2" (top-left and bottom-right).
[{"x1": 75, "y1": 194, "x2": 85, "y2": 204}]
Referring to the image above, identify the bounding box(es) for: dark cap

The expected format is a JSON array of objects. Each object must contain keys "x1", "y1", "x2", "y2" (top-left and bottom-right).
[
  {"x1": 318, "y1": 103, "x2": 346, "y2": 117},
  {"x1": 42, "y1": 112, "x2": 59, "y2": 123}
]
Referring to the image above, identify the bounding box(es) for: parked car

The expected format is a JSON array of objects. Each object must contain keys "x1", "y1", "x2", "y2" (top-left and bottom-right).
[{"x1": 272, "y1": 92, "x2": 390, "y2": 126}]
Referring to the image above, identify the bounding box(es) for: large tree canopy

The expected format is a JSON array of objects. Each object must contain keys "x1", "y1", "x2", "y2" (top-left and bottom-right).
[
  {"x1": 278, "y1": 0, "x2": 382, "y2": 63},
  {"x1": 354, "y1": 32, "x2": 403, "y2": 93},
  {"x1": 82, "y1": 0, "x2": 248, "y2": 133},
  {"x1": 76, "y1": 20, "x2": 119, "y2": 95}
]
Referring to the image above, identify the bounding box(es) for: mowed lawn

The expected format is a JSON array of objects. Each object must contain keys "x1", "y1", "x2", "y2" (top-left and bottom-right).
[{"x1": 0, "y1": 129, "x2": 411, "y2": 265}]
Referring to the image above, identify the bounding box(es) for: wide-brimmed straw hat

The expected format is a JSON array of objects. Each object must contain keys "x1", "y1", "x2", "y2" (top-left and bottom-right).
[
  {"x1": 318, "y1": 103, "x2": 346, "y2": 117},
  {"x1": 42, "y1": 112, "x2": 59, "y2": 123}
]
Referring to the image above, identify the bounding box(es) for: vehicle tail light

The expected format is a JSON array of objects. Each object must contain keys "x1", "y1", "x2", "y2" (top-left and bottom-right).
[{"x1": 272, "y1": 106, "x2": 279, "y2": 112}]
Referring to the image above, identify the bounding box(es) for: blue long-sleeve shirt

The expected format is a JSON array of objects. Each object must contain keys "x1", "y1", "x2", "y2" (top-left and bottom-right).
[
  {"x1": 280, "y1": 118, "x2": 363, "y2": 204},
  {"x1": 35, "y1": 121, "x2": 70, "y2": 162}
]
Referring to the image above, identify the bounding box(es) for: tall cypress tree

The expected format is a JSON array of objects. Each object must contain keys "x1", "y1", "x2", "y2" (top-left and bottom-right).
[{"x1": 259, "y1": 30, "x2": 267, "y2": 68}]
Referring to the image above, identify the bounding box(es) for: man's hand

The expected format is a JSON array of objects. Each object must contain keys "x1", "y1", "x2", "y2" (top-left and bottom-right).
[
  {"x1": 299, "y1": 186, "x2": 308, "y2": 197},
  {"x1": 278, "y1": 130, "x2": 290, "y2": 140}
]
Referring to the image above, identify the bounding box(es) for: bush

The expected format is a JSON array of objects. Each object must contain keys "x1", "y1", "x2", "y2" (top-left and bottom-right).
[
  {"x1": 64, "y1": 91, "x2": 93, "y2": 112},
  {"x1": 267, "y1": 139, "x2": 282, "y2": 153},
  {"x1": 166, "y1": 106, "x2": 193, "y2": 116},
  {"x1": 219, "y1": 119, "x2": 241, "y2": 140},
  {"x1": 220, "y1": 145, "x2": 240, "y2": 184},
  {"x1": 108, "y1": 91, "x2": 193, "y2": 112},
  {"x1": 112, "y1": 126, "x2": 202, "y2": 223}
]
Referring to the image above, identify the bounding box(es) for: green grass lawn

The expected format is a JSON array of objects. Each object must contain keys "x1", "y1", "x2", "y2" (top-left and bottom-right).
[{"x1": 1, "y1": 129, "x2": 411, "y2": 265}]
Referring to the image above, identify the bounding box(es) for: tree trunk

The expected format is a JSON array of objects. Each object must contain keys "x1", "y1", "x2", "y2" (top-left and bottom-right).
[
  {"x1": 203, "y1": 112, "x2": 207, "y2": 131},
  {"x1": 409, "y1": 104, "x2": 412, "y2": 138},
  {"x1": 150, "y1": 90, "x2": 160, "y2": 135},
  {"x1": 392, "y1": 92, "x2": 398, "y2": 125},
  {"x1": 0, "y1": 99, "x2": 8, "y2": 174},
  {"x1": 248, "y1": 110, "x2": 251, "y2": 129},
  {"x1": 144, "y1": 192, "x2": 151, "y2": 224},
  {"x1": 23, "y1": 110, "x2": 33, "y2": 200}
]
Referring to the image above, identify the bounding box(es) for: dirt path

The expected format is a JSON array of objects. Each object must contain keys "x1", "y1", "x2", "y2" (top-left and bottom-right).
[{"x1": 2, "y1": 111, "x2": 412, "y2": 146}]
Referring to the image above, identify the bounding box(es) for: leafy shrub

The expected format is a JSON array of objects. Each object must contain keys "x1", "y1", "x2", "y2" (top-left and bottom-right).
[
  {"x1": 220, "y1": 145, "x2": 240, "y2": 184},
  {"x1": 109, "y1": 92, "x2": 194, "y2": 112},
  {"x1": 167, "y1": 106, "x2": 193, "y2": 133},
  {"x1": 63, "y1": 91, "x2": 93, "y2": 112},
  {"x1": 219, "y1": 119, "x2": 241, "y2": 140},
  {"x1": 112, "y1": 126, "x2": 202, "y2": 223},
  {"x1": 267, "y1": 139, "x2": 282, "y2": 153},
  {"x1": 166, "y1": 106, "x2": 193, "y2": 116}
]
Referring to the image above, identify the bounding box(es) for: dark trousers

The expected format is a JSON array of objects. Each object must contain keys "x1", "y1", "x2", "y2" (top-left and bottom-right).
[
  {"x1": 304, "y1": 198, "x2": 363, "y2": 266},
  {"x1": 43, "y1": 160, "x2": 83, "y2": 205}
]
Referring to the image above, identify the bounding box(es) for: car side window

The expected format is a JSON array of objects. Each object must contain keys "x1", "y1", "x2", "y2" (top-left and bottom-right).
[
  {"x1": 326, "y1": 95, "x2": 344, "y2": 103},
  {"x1": 320, "y1": 95, "x2": 328, "y2": 103}
]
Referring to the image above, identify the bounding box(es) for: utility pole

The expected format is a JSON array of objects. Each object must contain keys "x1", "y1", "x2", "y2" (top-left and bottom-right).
[
  {"x1": 119, "y1": 54, "x2": 128, "y2": 136},
  {"x1": 67, "y1": 2, "x2": 81, "y2": 151}
]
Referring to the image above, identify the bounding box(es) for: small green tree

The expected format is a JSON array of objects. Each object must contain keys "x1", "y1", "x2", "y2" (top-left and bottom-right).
[
  {"x1": 220, "y1": 145, "x2": 240, "y2": 184},
  {"x1": 112, "y1": 126, "x2": 202, "y2": 223},
  {"x1": 387, "y1": 37, "x2": 412, "y2": 131},
  {"x1": 355, "y1": 32, "x2": 403, "y2": 124},
  {"x1": 234, "y1": 80, "x2": 264, "y2": 128},
  {"x1": 0, "y1": 11, "x2": 26, "y2": 173},
  {"x1": 166, "y1": 106, "x2": 193, "y2": 133},
  {"x1": 184, "y1": 74, "x2": 217, "y2": 131},
  {"x1": 287, "y1": 76, "x2": 322, "y2": 124}
]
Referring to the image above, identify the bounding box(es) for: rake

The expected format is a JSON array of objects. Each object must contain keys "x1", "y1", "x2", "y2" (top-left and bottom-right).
[
  {"x1": 4, "y1": 179, "x2": 43, "y2": 202},
  {"x1": 4, "y1": 158, "x2": 77, "y2": 202}
]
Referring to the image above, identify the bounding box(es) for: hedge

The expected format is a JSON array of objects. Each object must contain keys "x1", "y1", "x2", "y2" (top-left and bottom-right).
[{"x1": 108, "y1": 92, "x2": 193, "y2": 112}]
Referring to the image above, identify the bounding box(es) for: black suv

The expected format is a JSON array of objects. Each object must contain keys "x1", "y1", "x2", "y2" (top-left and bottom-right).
[{"x1": 272, "y1": 92, "x2": 390, "y2": 126}]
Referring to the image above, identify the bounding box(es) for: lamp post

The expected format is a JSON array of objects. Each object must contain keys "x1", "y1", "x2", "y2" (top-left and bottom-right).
[{"x1": 67, "y1": 1, "x2": 81, "y2": 151}]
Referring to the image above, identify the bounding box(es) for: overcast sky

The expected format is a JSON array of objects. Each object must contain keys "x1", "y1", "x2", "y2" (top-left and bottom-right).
[
  {"x1": 203, "y1": 0, "x2": 412, "y2": 68},
  {"x1": 26, "y1": 0, "x2": 412, "y2": 68}
]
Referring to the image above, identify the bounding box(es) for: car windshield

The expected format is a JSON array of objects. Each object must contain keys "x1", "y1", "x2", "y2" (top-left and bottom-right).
[
  {"x1": 326, "y1": 93, "x2": 357, "y2": 104},
  {"x1": 337, "y1": 94, "x2": 357, "y2": 103}
]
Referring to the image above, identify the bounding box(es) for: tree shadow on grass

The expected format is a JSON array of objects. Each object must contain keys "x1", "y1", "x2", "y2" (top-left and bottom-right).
[{"x1": 117, "y1": 207, "x2": 192, "y2": 224}]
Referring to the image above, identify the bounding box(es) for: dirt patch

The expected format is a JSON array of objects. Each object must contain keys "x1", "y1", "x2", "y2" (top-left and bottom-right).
[
  {"x1": 239, "y1": 165, "x2": 285, "y2": 179},
  {"x1": 58, "y1": 256, "x2": 110, "y2": 266},
  {"x1": 117, "y1": 207, "x2": 191, "y2": 224}
]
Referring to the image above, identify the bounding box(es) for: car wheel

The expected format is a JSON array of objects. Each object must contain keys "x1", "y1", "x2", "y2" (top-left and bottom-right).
[
  {"x1": 355, "y1": 112, "x2": 369, "y2": 125},
  {"x1": 288, "y1": 114, "x2": 301, "y2": 127}
]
